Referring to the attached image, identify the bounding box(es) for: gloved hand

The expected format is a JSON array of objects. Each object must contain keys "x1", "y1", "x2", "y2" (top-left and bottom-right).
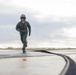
[
  {"x1": 29, "y1": 33, "x2": 31, "y2": 36},
  {"x1": 19, "y1": 30, "x2": 22, "y2": 32},
  {"x1": 19, "y1": 30, "x2": 26, "y2": 33}
]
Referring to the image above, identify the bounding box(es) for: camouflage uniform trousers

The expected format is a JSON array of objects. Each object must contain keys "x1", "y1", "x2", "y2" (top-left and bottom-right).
[{"x1": 20, "y1": 32, "x2": 28, "y2": 49}]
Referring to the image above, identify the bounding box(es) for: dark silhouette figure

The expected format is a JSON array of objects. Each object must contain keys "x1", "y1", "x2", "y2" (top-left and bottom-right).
[{"x1": 16, "y1": 14, "x2": 31, "y2": 53}]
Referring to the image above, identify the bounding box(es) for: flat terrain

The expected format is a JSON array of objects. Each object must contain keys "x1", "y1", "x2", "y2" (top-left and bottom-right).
[{"x1": 0, "y1": 50, "x2": 75, "y2": 75}]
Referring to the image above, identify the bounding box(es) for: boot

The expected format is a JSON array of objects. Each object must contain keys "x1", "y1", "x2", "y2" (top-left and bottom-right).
[
  {"x1": 22, "y1": 48, "x2": 26, "y2": 54},
  {"x1": 22, "y1": 43, "x2": 27, "y2": 54}
]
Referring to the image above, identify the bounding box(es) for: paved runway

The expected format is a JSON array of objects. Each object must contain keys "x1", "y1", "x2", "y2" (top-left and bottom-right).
[
  {"x1": 0, "y1": 50, "x2": 76, "y2": 75},
  {"x1": 0, "y1": 50, "x2": 66, "y2": 75},
  {"x1": 50, "y1": 50, "x2": 76, "y2": 62}
]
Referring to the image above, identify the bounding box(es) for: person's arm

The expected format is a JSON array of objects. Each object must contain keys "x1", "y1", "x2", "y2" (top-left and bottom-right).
[
  {"x1": 16, "y1": 22, "x2": 21, "y2": 32},
  {"x1": 27, "y1": 21, "x2": 31, "y2": 36}
]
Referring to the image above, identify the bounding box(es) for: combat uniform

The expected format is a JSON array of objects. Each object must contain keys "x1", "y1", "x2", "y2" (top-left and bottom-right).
[{"x1": 16, "y1": 21, "x2": 31, "y2": 53}]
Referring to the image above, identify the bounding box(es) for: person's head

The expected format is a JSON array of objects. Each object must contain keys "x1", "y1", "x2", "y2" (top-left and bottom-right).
[{"x1": 20, "y1": 14, "x2": 26, "y2": 22}]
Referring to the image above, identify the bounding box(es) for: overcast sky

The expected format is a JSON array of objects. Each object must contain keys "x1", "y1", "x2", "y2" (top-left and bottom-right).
[{"x1": 0, "y1": 0, "x2": 76, "y2": 48}]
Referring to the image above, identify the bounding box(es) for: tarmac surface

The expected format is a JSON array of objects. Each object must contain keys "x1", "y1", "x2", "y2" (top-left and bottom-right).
[{"x1": 0, "y1": 50, "x2": 76, "y2": 75}]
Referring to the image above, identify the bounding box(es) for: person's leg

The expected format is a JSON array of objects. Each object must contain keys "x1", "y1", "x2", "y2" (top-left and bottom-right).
[
  {"x1": 20, "y1": 33, "x2": 24, "y2": 43},
  {"x1": 22, "y1": 33, "x2": 27, "y2": 53},
  {"x1": 20, "y1": 33, "x2": 25, "y2": 53}
]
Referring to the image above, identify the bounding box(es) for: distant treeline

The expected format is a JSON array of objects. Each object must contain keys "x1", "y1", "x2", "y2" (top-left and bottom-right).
[{"x1": 0, "y1": 47, "x2": 76, "y2": 50}]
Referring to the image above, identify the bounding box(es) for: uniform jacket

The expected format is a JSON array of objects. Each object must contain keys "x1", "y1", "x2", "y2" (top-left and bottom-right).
[{"x1": 16, "y1": 21, "x2": 31, "y2": 35}]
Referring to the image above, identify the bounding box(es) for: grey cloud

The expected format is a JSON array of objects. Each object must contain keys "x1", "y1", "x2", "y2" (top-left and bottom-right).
[
  {"x1": 0, "y1": 14, "x2": 19, "y2": 25},
  {"x1": 0, "y1": 9, "x2": 76, "y2": 47}
]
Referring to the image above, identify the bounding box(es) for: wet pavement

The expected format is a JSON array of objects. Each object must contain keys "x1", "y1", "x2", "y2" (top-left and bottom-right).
[
  {"x1": 0, "y1": 50, "x2": 66, "y2": 75},
  {"x1": 67, "y1": 54, "x2": 76, "y2": 62},
  {"x1": 50, "y1": 50, "x2": 76, "y2": 62}
]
